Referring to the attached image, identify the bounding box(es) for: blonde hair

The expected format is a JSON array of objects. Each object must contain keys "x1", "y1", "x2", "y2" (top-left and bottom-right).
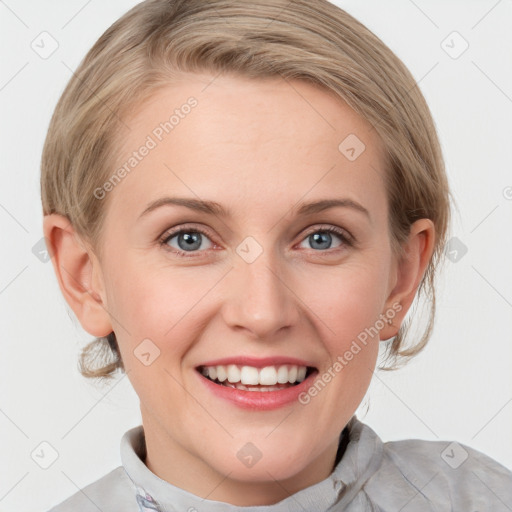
[{"x1": 41, "y1": 0, "x2": 451, "y2": 379}]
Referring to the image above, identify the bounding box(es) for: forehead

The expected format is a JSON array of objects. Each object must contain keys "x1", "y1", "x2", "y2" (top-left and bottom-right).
[{"x1": 106, "y1": 73, "x2": 388, "y2": 225}]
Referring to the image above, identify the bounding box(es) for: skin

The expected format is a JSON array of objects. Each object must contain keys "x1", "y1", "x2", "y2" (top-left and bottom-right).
[{"x1": 44, "y1": 72, "x2": 435, "y2": 506}]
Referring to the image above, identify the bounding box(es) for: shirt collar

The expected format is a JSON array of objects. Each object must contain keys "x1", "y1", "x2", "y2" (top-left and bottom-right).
[{"x1": 120, "y1": 415, "x2": 384, "y2": 512}]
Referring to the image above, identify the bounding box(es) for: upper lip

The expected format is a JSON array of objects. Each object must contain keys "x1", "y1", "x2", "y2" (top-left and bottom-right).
[{"x1": 197, "y1": 356, "x2": 316, "y2": 369}]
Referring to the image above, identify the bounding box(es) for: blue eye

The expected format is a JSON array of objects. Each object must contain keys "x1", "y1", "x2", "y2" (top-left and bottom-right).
[
  {"x1": 159, "y1": 224, "x2": 353, "y2": 258},
  {"x1": 299, "y1": 226, "x2": 351, "y2": 251},
  {"x1": 161, "y1": 227, "x2": 213, "y2": 255}
]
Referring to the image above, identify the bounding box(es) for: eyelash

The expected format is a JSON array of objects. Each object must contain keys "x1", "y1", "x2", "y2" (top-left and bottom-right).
[{"x1": 158, "y1": 224, "x2": 354, "y2": 258}]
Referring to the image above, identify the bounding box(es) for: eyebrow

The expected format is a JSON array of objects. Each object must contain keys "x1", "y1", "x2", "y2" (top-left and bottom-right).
[{"x1": 138, "y1": 196, "x2": 371, "y2": 220}]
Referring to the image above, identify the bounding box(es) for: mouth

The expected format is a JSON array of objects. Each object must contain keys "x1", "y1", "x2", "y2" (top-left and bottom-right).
[{"x1": 196, "y1": 363, "x2": 317, "y2": 392}]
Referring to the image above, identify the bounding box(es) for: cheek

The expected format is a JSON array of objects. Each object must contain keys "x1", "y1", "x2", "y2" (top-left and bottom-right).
[
  {"x1": 290, "y1": 260, "x2": 387, "y2": 440},
  {"x1": 104, "y1": 261, "x2": 211, "y2": 419},
  {"x1": 301, "y1": 255, "x2": 391, "y2": 345},
  {"x1": 104, "y1": 257, "x2": 223, "y2": 363}
]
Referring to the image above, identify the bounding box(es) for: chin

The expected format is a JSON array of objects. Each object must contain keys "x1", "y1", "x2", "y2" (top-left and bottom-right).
[
  {"x1": 228, "y1": 464, "x2": 304, "y2": 484},
  {"x1": 210, "y1": 447, "x2": 312, "y2": 483}
]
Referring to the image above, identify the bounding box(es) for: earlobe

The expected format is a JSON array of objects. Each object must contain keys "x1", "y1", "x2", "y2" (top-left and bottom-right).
[
  {"x1": 42, "y1": 214, "x2": 113, "y2": 337},
  {"x1": 379, "y1": 218, "x2": 436, "y2": 340}
]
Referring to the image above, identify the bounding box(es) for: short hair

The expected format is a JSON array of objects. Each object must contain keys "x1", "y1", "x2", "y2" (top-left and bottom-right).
[{"x1": 40, "y1": 0, "x2": 452, "y2": 379}]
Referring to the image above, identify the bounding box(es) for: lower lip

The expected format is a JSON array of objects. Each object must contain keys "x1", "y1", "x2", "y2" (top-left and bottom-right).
[{"x1": 196, "y1": 370, "x2": 318, "y2": 410}]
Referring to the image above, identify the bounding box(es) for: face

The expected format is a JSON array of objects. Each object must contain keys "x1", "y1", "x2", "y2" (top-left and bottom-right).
[{"x1": 92, "y1": 73, "x2": 401, "y2": 501}]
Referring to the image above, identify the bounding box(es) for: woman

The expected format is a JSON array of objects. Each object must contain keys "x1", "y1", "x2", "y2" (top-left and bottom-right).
[{"x1": 41, "y1": 0, "x2": 512, "y2": 510}]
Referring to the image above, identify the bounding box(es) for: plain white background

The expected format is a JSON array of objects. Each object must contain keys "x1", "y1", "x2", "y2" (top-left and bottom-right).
[{"x1": 1, "y1": 0, "x2": 511, "y2": 510}]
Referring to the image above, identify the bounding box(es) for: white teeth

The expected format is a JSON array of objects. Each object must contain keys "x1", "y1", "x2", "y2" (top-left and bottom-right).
[
  {"x1": 240, "y1": 366, "x2": 259, "y2": 385},
  {"x1": 222, "y1": 381, "x2": 293, "y2": 392},
  {"x1": 216, "y1": 365, "x2": 227, "y2": 382},
  {"x1": 227, "y1": 364, "x2": 241, "y2": 383},
  {"x1": 259, "y1": 366, "x2": 277, "y2": 386},
  {"x1": 276, "y1": 365, "x2": 289, "y2": 384},
  {"x1": 200, "y1": 363, "x2": 310, "y2": 386}
]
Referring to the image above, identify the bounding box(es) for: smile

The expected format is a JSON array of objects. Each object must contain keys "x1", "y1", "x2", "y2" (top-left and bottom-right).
[
  {"x1": 198, "y1": 364, "x2": 314, "y2": 391},
  {"x1": 195, "y1": 357, "x2": 319, "y2": 410}
]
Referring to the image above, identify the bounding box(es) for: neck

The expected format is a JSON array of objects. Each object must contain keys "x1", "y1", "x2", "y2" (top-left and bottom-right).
[{"x1": 141, "y1": 415, "x2": 344, "y2": 506}]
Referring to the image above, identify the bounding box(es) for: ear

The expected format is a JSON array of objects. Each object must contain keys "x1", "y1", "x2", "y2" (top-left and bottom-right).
[
  {"x1": 379, "y1": 218, "x2": 436, "y2": 341},
  {"x1": 42, "y1": 213, "x2": 112, "y2": 337}
]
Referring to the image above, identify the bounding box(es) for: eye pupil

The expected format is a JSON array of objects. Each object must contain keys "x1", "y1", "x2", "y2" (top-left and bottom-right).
[
  {"x1": 179, "y1": 232, "x2": 202, "y2": 251},
  {"x1": 165, "y1": 227, "x2": 346, "y2": 257},
  {"x1": 310, "y1": 231, "x2": 332, "y2": 250}
]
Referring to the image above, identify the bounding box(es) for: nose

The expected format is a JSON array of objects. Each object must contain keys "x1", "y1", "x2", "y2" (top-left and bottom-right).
[{"x1": 220, "y1": 246, "x2": 301, "y2": 340}]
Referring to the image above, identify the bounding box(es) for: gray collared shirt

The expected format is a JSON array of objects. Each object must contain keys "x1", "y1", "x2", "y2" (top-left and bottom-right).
[{"x1": 48, "y1": 415, "x2": 512, "y2": 511}]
